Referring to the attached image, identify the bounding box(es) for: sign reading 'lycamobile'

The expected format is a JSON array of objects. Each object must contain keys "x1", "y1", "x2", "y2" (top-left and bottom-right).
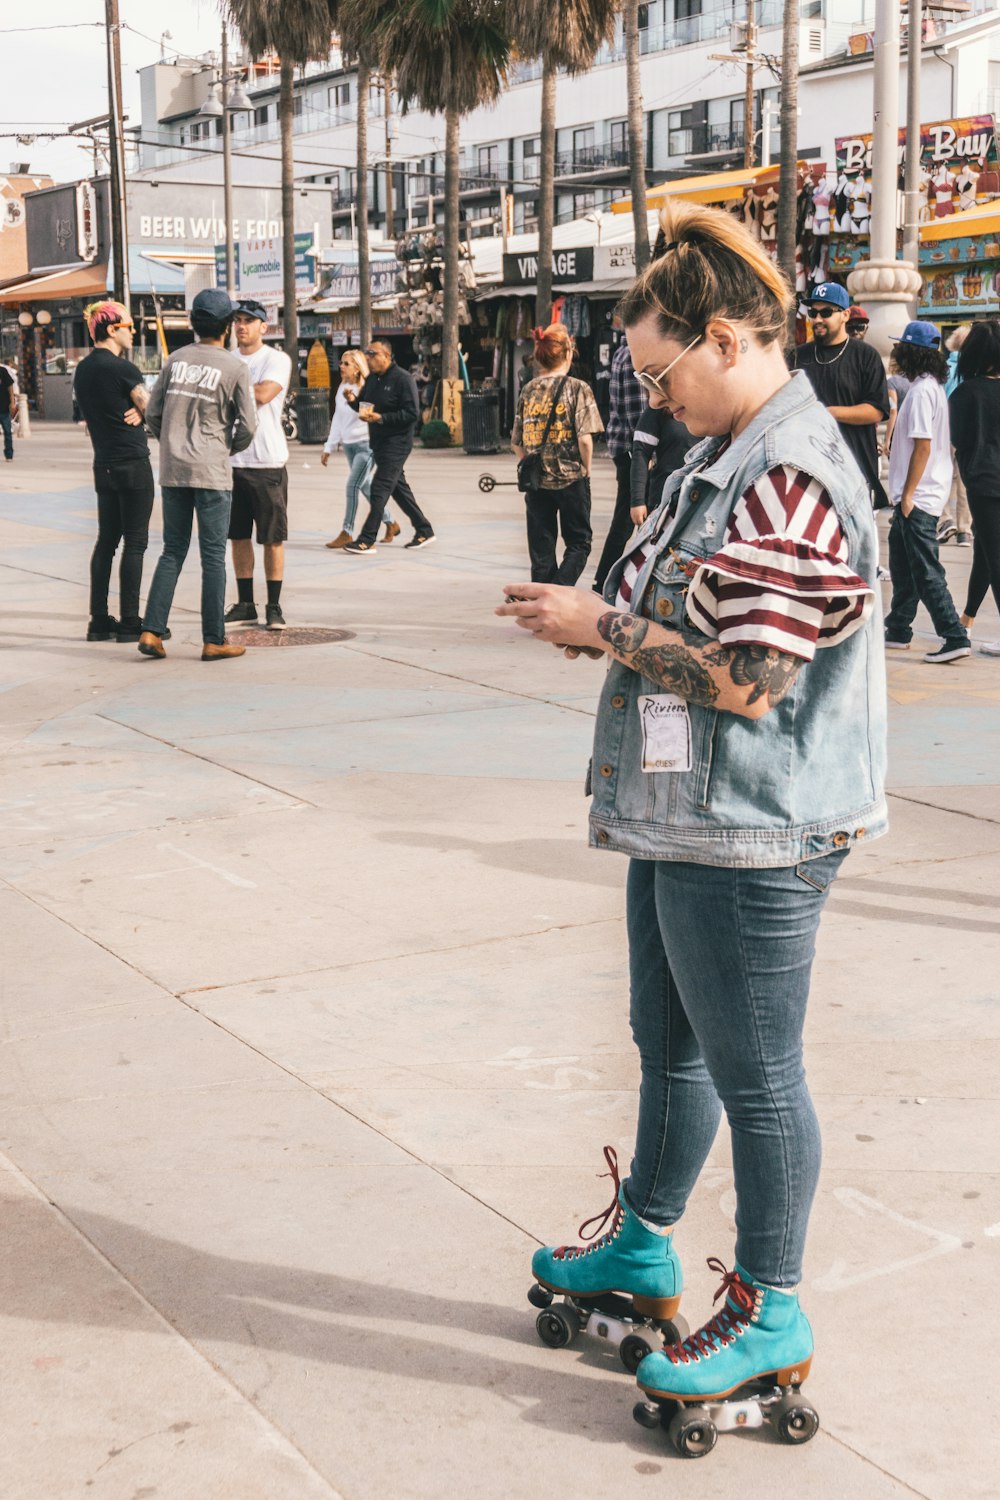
[{"x1": 213, "y1": 233, "x2": 316, "y2": 298}]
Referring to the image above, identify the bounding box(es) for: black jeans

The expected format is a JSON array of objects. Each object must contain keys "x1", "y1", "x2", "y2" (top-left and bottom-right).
[
  {"x1": 593, "y1": 453, "x2": 634, "y2": 590},
  {"x1": 964, "y1": 492, "x2": 1000, "y2": 620},
  {"x1": 884, "y1": 506, "x2": 968, "y2": 646},
  {"x1": 524, "y1": 478, "x2": 593, "y2": 586},
  {"x1": 0, "y1": 409, "x2": 12, "y2": 460},
  {"x1": 357, "y1": 443, "x2": 433, "y2": 546},
  {"x1": 89, "y1": 456, "x2": 155, "y2": 625}
]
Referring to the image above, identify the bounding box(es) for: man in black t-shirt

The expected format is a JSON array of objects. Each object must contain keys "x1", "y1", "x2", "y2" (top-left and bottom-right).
[
  {"x1": 0, "y1": 362, "x2": 16, "y2": 461},
  {"x1": 793, "y1": 282, "x2": 890, "y2": 508},
  {"x1": 73, "y1": 301, "x2": 156, "y2": 642}
]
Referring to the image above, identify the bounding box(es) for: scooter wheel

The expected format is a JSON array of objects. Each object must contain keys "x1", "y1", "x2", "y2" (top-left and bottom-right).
[{"x1": 478, "y1": 474, "x2": 496, "y2": 492}]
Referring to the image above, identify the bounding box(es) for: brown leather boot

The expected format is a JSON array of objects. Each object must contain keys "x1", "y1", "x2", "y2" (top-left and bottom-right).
[
  {"x1": 382, "y1": 520, "x2": 401, "y2": 543},
  {"x1": 138, "y1": 631, "x2": 166, "y2": 659},
  {"x1": 201, "y1": 638, "x2": 246, "y2": 662},
  {"x1": 325, "y1": 529, "x2": 353, "y2": 549}
]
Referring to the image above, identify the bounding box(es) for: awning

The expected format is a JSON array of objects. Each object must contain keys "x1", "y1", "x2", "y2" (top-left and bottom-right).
[
  {"x1": 611, "y1": 165, "x2": 777, "y2": 213},
  {"x1": 0, "y1": 263, "x2": 108, "y2": 304},
  {"x1": 921, "y1": 200, "x2": 1000, "y2": 243}
]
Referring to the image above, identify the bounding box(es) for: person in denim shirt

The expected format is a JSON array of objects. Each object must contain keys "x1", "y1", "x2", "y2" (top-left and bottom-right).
[{"x1": 498, "y1": 201, "x2": 886, "y2": 1424}]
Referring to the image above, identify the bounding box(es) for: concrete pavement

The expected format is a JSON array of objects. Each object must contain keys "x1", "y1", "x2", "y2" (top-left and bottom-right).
[{"x1": 1, "y1": 425, "x2": 998, "y2": 1500}]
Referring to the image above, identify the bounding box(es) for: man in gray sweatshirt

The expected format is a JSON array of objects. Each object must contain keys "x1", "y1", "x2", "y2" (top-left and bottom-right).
[{"x1": 140, "y1": 289, "x2": 257, "y2": 661}]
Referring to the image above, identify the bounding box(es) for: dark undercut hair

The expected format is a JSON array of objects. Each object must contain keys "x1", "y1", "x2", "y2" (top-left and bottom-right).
[
  {"x1": 191, "y1": 309, "x2": 233, "y2": 341},
  {"x1": 891, "y1": 341, "x2": 948, "y2": 384},
  {"x1": 957, "y1": 318, "x2": 1000, "y2": 381}
]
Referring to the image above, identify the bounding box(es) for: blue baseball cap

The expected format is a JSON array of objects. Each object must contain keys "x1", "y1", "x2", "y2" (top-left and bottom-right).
[
  {"x1": 191, "y1": 288, "x2": 235, "y2": 319},
  {"x1": 891, "y1": 320, "x2": 941, "y2": 348},
  {"x1": 234, "y1": 298, "x2": 269, "y2": 323},
  {"x1": 807, "y1": 282, "x2": 851, "y2": 310}
]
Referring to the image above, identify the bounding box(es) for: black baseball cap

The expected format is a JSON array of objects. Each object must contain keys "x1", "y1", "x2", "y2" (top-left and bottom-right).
[
  {"x1": 234, "y1": 299, "x2": 269, "y2": 322},
  {"x1": 191, "y1": 288, "x2": 235, "y2": 319}
]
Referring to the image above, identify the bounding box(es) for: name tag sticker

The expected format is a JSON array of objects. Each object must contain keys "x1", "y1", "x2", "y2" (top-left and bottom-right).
[{"x1": 638, "y1": 694, "x2": 692, "y2": 773}]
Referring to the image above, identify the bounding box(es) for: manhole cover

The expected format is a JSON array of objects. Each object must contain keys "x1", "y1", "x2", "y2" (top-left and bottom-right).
[{"x1": 237, "y1": 627, "x2": 356, "y2": 648}]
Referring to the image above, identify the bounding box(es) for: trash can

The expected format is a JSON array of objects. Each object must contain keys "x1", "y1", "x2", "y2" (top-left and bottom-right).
[
  {"x1": 295, "y1": 389, "x2": 330, "y2": 444},
  {"x1": 461, "y1": 389, "x2": 501, "y2": 454}
]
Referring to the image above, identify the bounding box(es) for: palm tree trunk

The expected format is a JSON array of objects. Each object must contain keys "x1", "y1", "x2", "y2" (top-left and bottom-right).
[
  {"x1": 536, "y1": 59, "x2": 556, "y2": 328},
  {"x1": 778, "y1": 0, "x2": 799, "y2": 340},
  {"x1": 280, "y1": 59, "x2": 299, "y2": 392},
  {"x1": 623, "y1": 0, "x2": 649, "y2": 274},
  {"x1": 442, "y1": 104, "x2": 460, "y2": 382},
  {"x1": 357, "y1": 60, "x2": 372, "y2": 348}
]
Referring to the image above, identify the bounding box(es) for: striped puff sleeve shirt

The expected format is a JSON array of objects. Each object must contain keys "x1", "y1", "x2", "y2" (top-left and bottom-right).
[{"x1": 617, "y1": 465, "x2": 875, "y2": 662}]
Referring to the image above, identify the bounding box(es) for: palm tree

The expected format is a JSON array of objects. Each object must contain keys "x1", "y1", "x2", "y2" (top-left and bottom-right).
[
  {"x1": 353, "y1": 0, "x2": 510, "y2": 382},
  {"x1": 777, "y1": 0, "x2": 799, "y2": 339},
  {"x1": 225, "y1": 0, "x2": 338, "y2": 390},
  {"x1": 621, "y1": 0, "x2": 649, "y2": 275},
  {"x1": 506, "y1": 0, "x2": 617, "y2": 327}
]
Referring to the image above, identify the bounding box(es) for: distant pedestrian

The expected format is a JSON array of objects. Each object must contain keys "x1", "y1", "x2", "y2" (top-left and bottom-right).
[
  {"x1": 342, "y1": 339, "x2": 435, "y2": 554},
  {"x1": 73, "y1": 300, "x2": 154, "y2": 643},
  {"x1": 628, "y1": 405, "x2": 692, "y2": 529},
  {"x1": 221, "y1": 299, "x2": 293, "y2": 630},
  {"x1": 0, "y1": 358, "x2": 15, "y2": 461},
  {"x1": 321, "y1": 349, "x2": 398, "y2": 548},
  {"x1": 846, "y1": 306, "x2": 869, "y2": 340},
  {"x1": 949, "y1": 318, "x2": 1000, "y2": 655},
  {"x1": 140, "y1": 289, "x2": 256, "y2": 662},
  {"x1": 884, "y1": 321, "x2": 970, "y2": 664},
  {"x1": 511, "y1": 323, "x2": 604, "y2": 586},
  {"x1": 794, "y1": 282, "x2": 890, "y2": 508},
  {"x1": 593, "y1": 340, "x2": 647, "y2": 589},
  {"x1": 937, "y1": 324, "x2": 974, "y2": 546}
]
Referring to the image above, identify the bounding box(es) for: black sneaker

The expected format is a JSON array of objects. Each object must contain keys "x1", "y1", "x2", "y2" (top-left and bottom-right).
[
  {"x1": 225, "y1": 601, "x2": 258, "y2": 625},
  {"x1": 923, "y1": 640, "x2": 971, "y2": 664},
  {"x1": 265, "y1": 602, "x2": 286, "y2": 631},
  {"x1": 116, "y1": 619, "x2": 144, "y2": 643},
  {"x1": 404, "y1": 532, "x2": 436, "y2": 549},
  {"x1": 86, "y1": 615, "x2": 118, "y2": 641},
  {"x1": 955, "y1": 531, "x2": 972, "y2": 547},
  {"x1": 936, "y1": 522, "x2": 957, "y2": 543},
  {"x1": 343, "y1": 540, "x2": 377, "y2": 555}
]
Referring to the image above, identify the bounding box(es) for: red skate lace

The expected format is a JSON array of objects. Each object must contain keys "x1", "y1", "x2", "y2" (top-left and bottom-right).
[
  {"x1": 665, "y1": 1259, "x2": 756, "y2": 1365},
  {"x1": 552, "y1": 1146, "x2": 623, "y2": 1261}
]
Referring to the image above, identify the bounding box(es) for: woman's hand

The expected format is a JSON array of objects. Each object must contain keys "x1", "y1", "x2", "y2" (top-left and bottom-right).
[
  {"x1": 496, "y1": 582, "x2": 607, "y2": 657},
  {"x1": 630, "y1": 504, "x2": 648, "y2": 527},
  {"x1": 320, "y1": 451, "x2": 329, "y2": 466}
]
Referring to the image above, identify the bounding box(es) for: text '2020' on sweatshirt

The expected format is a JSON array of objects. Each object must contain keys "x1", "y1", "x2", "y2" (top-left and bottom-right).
[{"x1": 146, "y1": 341, "x2": 256, "y2": 489}]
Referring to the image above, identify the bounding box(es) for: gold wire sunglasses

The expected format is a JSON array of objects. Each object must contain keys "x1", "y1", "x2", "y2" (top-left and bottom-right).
[{"x1": 633, "y1": 335, "x2": 703, "y2": 398}]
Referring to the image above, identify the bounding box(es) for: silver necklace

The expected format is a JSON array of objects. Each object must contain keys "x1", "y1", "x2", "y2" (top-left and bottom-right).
[{"x1": 813, "y1": 339, "x2": 850, "y2": 366}]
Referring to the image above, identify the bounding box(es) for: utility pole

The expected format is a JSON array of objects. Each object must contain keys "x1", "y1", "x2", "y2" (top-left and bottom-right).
[
  {"x1": 104, "y1": 0, "x2": 130, "y2": 304},
  {"x1": 902, "y1": 0, "x2": 923, "y2": 270},
  {"x1": 383, "y1": 78, "x2": 395, "y2": 240},
  {"x1": 222, "y1": 25, "x2": 235, "y2": 293},
  {"x1": 710, "y1": 0, "x2": 758, "y2": 169}
]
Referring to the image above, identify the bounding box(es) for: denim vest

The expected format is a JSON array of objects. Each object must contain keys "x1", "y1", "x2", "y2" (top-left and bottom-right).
[{"x1": 591, "y1": 371, "x2": 888, "y2": 867}]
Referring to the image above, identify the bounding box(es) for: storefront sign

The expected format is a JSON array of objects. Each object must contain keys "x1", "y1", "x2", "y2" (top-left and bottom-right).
[
  {"x1": 594, "y1": 244, "x2": 636, "y2": 281},
  {"x1": 214, "y1": 232, "x2": 316, "y2": 297},
  {"x1": 835, "y1": 115, "x2": 998, "y2": 182},
  {"x1": 438, "y1": 377, "x2": 463, "y2": 444},
  {"x1": 26, "y1": 180, "x2": 98, "y2": 272},
  {"x1": 920, "y1": 234, "x2": 1000, "y2": 316},
  {"x1": 127, "y1": 179, "x2": 328, "y2": 248},
  {"x1": 502, "y1": 247, "x2": 595, "y2": 285},
  {"x1": 317, "y1": 251, "x2": 399, "y2": 300}
]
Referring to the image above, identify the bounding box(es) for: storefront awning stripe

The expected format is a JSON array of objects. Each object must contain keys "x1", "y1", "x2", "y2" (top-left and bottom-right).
[
  {"x1": 0, "y1": 263, "x2": 108, "y2": 304},
  {"x1": 611, "y1": 165, "x2": 777, "y2": 213},
  {"x1": 920, "y1": 201, "x2": 1000, "y2": 242}
]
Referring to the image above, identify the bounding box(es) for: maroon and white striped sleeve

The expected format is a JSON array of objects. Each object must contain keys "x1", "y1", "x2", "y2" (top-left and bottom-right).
[{"x1": 685, "y1": 465, "x2": 875, "y2": 660}]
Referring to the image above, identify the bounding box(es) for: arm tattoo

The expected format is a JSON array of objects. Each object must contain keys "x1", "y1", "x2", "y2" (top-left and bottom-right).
[
  {"x1": 598, "y1": 614, "x2": 719, "y2": 705},
  {"x1": 598, "y1": 612, "x2": 650, "y2": 653},
  {"x1": 727, "y1": 645, "x2": 803, "y2": 706}
]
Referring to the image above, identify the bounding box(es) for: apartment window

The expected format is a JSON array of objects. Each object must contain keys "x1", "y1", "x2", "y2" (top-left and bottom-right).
[
  {"x1": 668, "y1": 106, "x2": 695, "y2": 156},
  {"x1": 573, "y1": 126, "x2": 595, "y2": 166},
  {"x1": 573, "y1": 191, "x2": 597, "y2": 215},
  {"x1": 609, "y1": 120, "x2": 627, "y2": 163},
  {"x1": 253, "y1": 104, "x2": 271, "y2": 126},
  {"x1": 674, "y1": 0, "x2": 701, "y2": 17},
  {"x1": 478, "y1": 144, "x2": 499, "y2": 182},
  {"x1": 523, "y1": 136, "x2": 540, "y2": 180},
  {"x1": 522, "y1": 198, "x2": 539, "y2": 231},
  {"x1": 329, "y1": 82, "x2": 350, "y2": 109},
  {"x1": 292, "y1": 93, "x2": 303, "y2": 117}
]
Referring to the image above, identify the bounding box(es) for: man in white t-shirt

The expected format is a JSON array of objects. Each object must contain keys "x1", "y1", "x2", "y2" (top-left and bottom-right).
[
  {"x1": 225, "y1": 300, "x2": 293, "y2": 630},
  {"x1": 884, "y1": 321, "x2": 970, "y2": 664}
]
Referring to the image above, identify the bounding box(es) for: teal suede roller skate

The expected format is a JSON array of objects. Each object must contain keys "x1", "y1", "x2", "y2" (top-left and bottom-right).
[
  {"x1": 632, "y1": 1259, "x2": 818, "y2": 1458},
  {"x1": 528, "y1": 1147, "x2": 686, "y2": 1373}
]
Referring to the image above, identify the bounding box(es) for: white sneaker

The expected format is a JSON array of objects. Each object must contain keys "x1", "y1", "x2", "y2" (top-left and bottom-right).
[{"x1": 978, "y1": 640, "x2": 1000, "y2": 656}]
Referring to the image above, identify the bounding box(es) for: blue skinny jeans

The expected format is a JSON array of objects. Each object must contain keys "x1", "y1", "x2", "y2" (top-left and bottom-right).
[
  {"x1": 341, "y1": 442, "x2": 391, "y2": 533},
  {"x1": 143, "y1": 487, "x2": 231, "y2": 646},
  {"x1": 623, "y1": 850, "x2": 846, "y2": 1287}
]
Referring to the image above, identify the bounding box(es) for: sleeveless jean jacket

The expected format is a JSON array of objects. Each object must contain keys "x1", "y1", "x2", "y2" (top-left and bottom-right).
[{"x1": 590, "y1": 371, "x2": 888, "y2": 868}]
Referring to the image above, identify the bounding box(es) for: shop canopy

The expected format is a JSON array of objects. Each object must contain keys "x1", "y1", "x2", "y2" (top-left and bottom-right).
[
  {"x1": 0, "y1": 263, "x2": 108, "y2": 305},
  {"x1": 920, "y1": 199, "x2": 1000, "y2": 242},
  {"x1": 610, "y1": 165, "x2": 777, "y2": 213}
]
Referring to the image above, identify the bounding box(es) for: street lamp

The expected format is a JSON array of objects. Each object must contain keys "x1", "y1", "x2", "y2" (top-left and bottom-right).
[{"x1": 199, "y1": 26, "x2": 251, "y2": 293}]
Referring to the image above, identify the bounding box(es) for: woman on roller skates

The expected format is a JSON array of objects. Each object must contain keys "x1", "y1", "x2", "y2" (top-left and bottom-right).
[{"x1": 497, "y1": 200, "x2": 887, "y2": 1455}]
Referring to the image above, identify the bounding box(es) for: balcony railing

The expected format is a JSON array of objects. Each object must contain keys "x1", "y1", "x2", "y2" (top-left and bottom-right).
[{"x1": 555, "y1": 144, "x2": 631, "y2": 177}]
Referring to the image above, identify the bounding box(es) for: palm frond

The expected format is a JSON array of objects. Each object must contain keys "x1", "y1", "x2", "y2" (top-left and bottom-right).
[
  {"x1": 350, "y1": 0, "x2": 509, "y2": 115},
  {"x1": 505, "y1": 0, "x2": 616, "y2": 73},
  {"x1": 225, "y1": 0, "x2": 339, "y2": 65}
]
